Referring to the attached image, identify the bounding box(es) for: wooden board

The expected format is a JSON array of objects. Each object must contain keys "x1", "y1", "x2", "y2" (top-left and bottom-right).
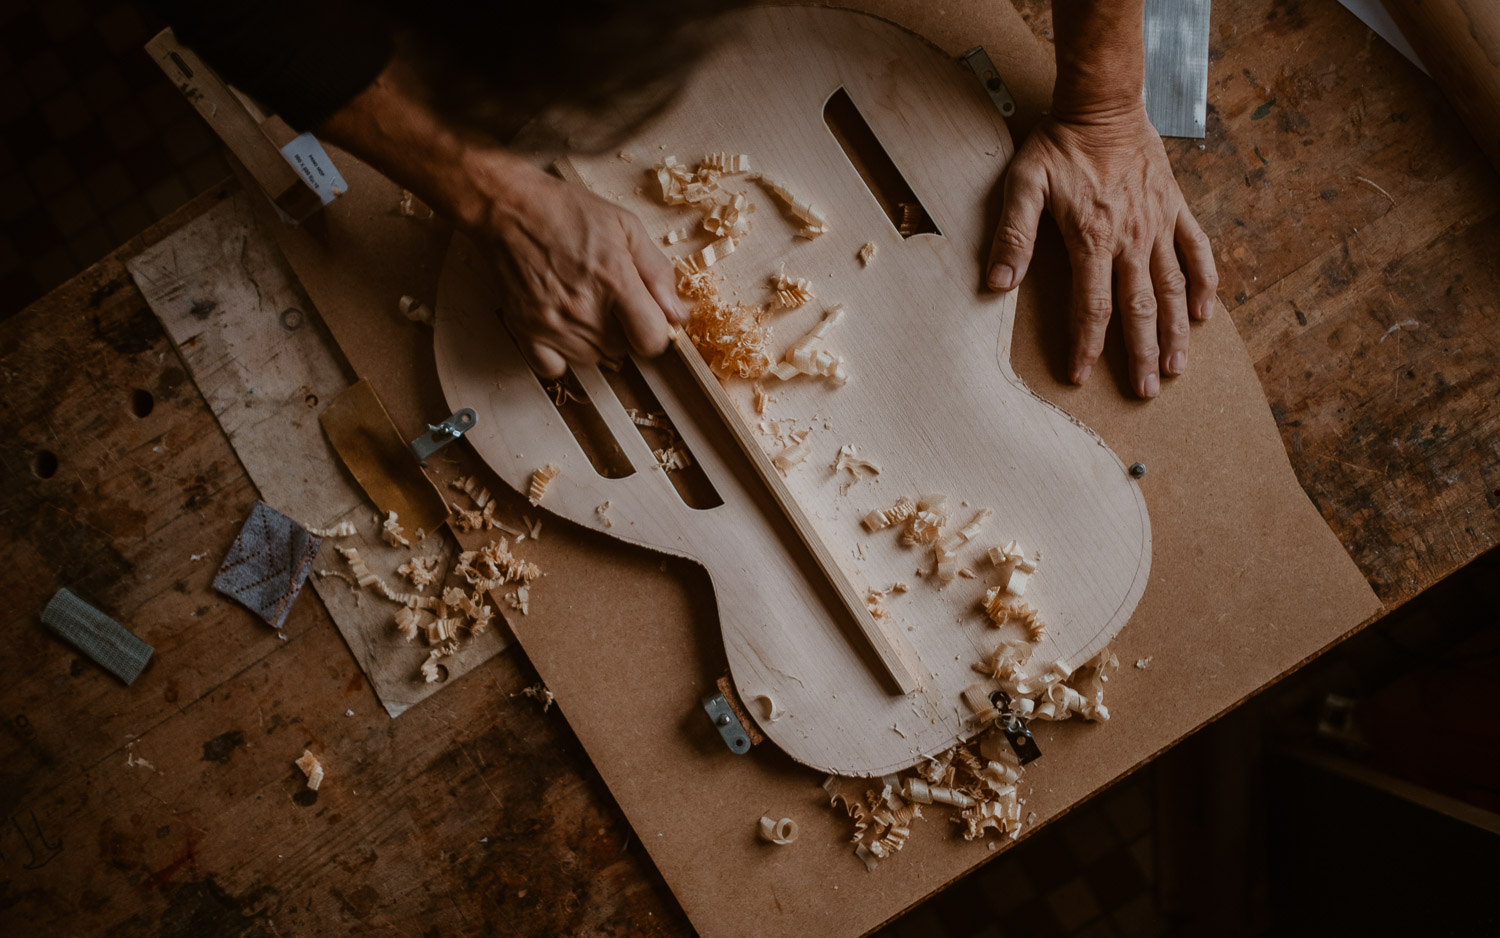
[
  {"x1": 124, "y1": 191, "x2": 507, "y2": 717},
  {"x1": 434, "y1": 7, "x2": 1151, "y2": 776}
]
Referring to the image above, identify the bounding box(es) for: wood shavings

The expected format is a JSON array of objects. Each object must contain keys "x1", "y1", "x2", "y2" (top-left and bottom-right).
[
  {"x1": 663, "y1": 226, "x2": 692, "y2": 245},
  {"x1": 295, "y1": 750, "x2": 324, "y2": 791},
  {"x1": 527, "y1": 464, "x2": 560, "y2": 505},
  {"x1": 832, "y1": 444, "x2": 881, "y2": 488},
  {"x1": 1135, "y1": 656, "x2": 1153, "y2": 669},
  {"x1": 754, "y1": 172, "x2": 829, "y2": 237},
  {"x1": 982, "y1": 592, "x2": 1045, "y2": 641},
  {"x1": 772, "y1": 429, "x2": 813, "y2": 474},
  {"x1": 902, "y1": 779, "x2": 975, "y2": 809},
  {"x1": 518, "y1": 682, "x2": 555, "y2": 712},
  {"x1": 595, "y1": 501, "x2": 613, "y2": 528},
  {"x1": 455, "y1": 539, "x2": 541, "y2": 590},
  {"x1": 337, "y1": 547, "x2": 439, "y2": 609},
  {"x1": 655, "y1": 446, "x2": 693, "y2": 472},
  {"x1": 547, "y1": 381, "x2": 586, "y2": 406},
  {"x1": 397, "y1": 555, "x2": 440, "y2": 591},
  {"x1": 752, "y1": 383, "x2": 769, "y2": 414},
  {"x1": 757, "y1": 816, "x2": 798, "y2": 845},
  {"x1": 306, "y1": 520, "x2": 357, "y2": 538},
  {"x1": 398, "y1": 294, "x2": 434, "y2": 326},
  {"x1": 857, "y1": 242, "x2": 877, "y2": 267},
  {"x1": 680, "y1": 272, "x2": 773, "y2": 380},
  {"x1": 769, "y1": 265, "x2": 815, "y2": 309},
  {"x1": 394, "y1": 606, "x2": 422, "y2": 642},
  {"x1": 675, "y1": 234, "x2": 738, "y2": 276},
  {"x1": 701, "y1": 152, "x2": 751, "y2": 174},
  {"x1": 703, "y1": 192, "x2": 754, "y2": 239},
  {"x1": 420, "y1": 642, "x2": 457, "y2": 683},
  {"x1": 903, "y1": 495, "x2": 948, "y2": 547},
  {"x1": 898, "y1": 202, "x2": 920, "y2": 236},
  {"x1": 864, "y1": 495, "x2": 916, "y2": 532},
  {"x1": 769, "y1": 304, "x2": 849, "y2": 387},
  {"x1": 509, "y1": 586, "x2": 531, "y2": 616},
  {"x1": 396, "y1": 189, "x2": 432, "y2": 218},
  {"x1": 381, "y1": 511, "x2": 410, "y2": 547}
]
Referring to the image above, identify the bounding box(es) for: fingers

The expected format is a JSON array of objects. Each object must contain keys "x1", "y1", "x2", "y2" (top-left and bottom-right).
[
  {"x1": 1115, "y1": 256, "x2": 1161, "y2": 398},
  {"x1": 1175, "y1": 206, "x2": 1218, "y2": 320},
  {"x1": 623, "y1": 213, "x2": 689, "y2": 326},
  {"x1": 609, "y1": 269, "x2": 673, "y2": 358},
  {"x1": 1069, "y1": 249, "x2": 1114, "y2": 385},
  {"x1": 987, "y1": 162, "x2": 1047, "y2": 291},
  {"x1": 1151, "y1": 236, "x2": 1190, "y2": 378},
  {"x1": 523, "y1": 341, "x2": 569, "y2": 380}
]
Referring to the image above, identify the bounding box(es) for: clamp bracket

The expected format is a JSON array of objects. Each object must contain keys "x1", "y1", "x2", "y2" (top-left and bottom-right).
[
  {"x1": 990, "y1": 689, "x2": 1043, "y2": 765},
  {"x1": 409, "y1": 409, "x2": 476, "y2": 464},
  {"x1": 961, "y1": 46, "x2": 1018, "y2": 119},
  {"x1": 702, "y1": 692, "x2": 752, "y2": 755}
]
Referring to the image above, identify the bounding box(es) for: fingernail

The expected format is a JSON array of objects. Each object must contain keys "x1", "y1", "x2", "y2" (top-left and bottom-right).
[
  {"x1": 1073, "y1": 364, "x2": 1092, "y2": 385},
  {"x1": 988, "y1": 263, "x2": 1015, "y2": 291},
  {"x1": 1167, "y1": 351, "x2": 1185, "y2": 375},
  {"x1": 1199, "y1": 301, "x2": 1215, "y2": 320},
  {"x1": 1143, "y1": 373, "x2": 1160, "y2": 398}
]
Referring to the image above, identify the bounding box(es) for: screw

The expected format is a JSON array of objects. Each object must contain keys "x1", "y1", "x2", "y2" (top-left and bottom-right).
[
  {"x1": 716, "y1": 714, "x2": 731, "y2": 727},
  {"x1": 1129, "y1": 462, "x2": 1147, "y2": 479},
  {"x1": 280, "y1": 307, "x2": 304, "y2": 330}
]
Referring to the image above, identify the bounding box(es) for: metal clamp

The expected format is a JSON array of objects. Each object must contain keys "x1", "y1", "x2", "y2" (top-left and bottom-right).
[
  {"x1": 989, "y1": 690, "x2": 1042, "y2": 765},
  {"x1": 409, "y1": 409, "x2": 476, "y2": 464},
  {"x1": 961, "y1": 46, "x2": 1017, "y2": 119},
  {"x1": 702, "y1": 692, "x2": 752, "y2": 755}
]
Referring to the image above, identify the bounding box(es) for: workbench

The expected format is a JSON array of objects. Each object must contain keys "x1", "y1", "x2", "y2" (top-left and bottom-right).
[{"x1": 2, "y1": 1, "x2": 1496, "y2": 934}]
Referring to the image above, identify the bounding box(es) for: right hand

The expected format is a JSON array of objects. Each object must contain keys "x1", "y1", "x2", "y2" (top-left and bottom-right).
[{"x1": 450, "y1": 150, "x2": 687, "y2": 378}]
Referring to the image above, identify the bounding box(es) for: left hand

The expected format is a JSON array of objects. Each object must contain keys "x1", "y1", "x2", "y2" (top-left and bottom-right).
[{"x1": 985, "y1": 104, "x2": 1218, "y2": 398}]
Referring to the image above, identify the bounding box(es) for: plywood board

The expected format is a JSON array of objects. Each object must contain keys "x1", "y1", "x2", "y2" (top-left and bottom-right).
[
  {"x1": 434, "y1": 7, "x2": 1151, "y2": 777},
  {"x1": 125, "y1": 191, "x2": 506, "y2": 717},
  {"x1": 246, "y1": 4, "x2": 1381, "y2": 937}
]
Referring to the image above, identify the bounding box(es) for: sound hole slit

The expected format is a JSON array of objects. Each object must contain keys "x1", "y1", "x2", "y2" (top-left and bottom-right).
[
  {"x1": 533, "y1": 368, "x2": 636, "y2": 479},
  {"x1": 823, "y1": 86, "x2": 940, "y2": 239}
]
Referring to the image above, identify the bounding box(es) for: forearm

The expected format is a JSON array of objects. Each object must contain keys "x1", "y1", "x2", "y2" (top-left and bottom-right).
[
  {"x1": 316, "y1": 59, "x2": 530, "y2": 234},
  {"x1": 1050, "y1": 0, "x2": 1146, "y2": 122}
]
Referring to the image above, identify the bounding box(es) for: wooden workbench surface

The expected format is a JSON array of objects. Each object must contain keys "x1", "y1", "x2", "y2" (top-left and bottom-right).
[{"x1": 2, "y1": 2, "x2": 1495, "y2": 934}]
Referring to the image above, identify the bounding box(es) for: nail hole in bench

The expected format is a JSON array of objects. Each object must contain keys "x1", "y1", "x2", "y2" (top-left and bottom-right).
[
  {"x1": 131, "y1": 389, "x2": 155, "y2": 418},
  {"x1": 33, "y1": 450, "x2": 58, "y2": 479}
]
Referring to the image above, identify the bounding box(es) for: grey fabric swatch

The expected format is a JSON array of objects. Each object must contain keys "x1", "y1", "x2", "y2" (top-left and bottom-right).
[
  {"x1": 1143, "y1": 0, "x2": 1212, "y2": 139},
  {"x1": 214, "y1": 500, "x2": 322, "y2": 630},
  {"x1": 42, "y1": 588, "x2": 154, "y2": 685}
]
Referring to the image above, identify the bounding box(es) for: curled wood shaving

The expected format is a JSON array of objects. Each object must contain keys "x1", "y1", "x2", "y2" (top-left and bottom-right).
[
  {"x1": 753, "y1": 383, "x2": 769, "y2": 414},
  {"x1": 509, "y1": 585, "x2": 531, "y2": 616},
  {"x1": 295, "y1": 750, "x2": 324, "y2": 791},
  {"x1": 455, "y1": 539, "x2": 541, "y2": 590},
  {"x1": 770, "y1": 265, "x2": 815, "y2": 309},
  {"x1": 662, "y1": 226, "x2": 692, "y2": 245},
  {"x1": 758, "y1": 816, "x2": 798, "y2": 845},
  {"x1": 769, "y1": 304, "x2": 849, "y2": 387},
  {"x1": 702, "y1": 152, "x2": 751, "y2": 174},
  {"x1": 772, "y1": 429, "x2": 813, "y2": 475},
  {"x1": 754, "y1": 172, "x2": 829, "y2": 237},
  {"x1": 420, "y1": 641, "x2": 458, "y2": 683},
  {"x1": 337, "y1": 547, "x2": 439, "y2": 609},
  {"x1": 397, "y1": 555, "x2": 440, "y2": 591},
  {"x1": 981, "y1": 591, "x2": 1045, "y2": 641},
  {"x1": 655, "y1": 446, "x2": 692, "y2": 472},
  {"x1": 898, "y1": 202, "x2": 920, "y2": 236},
  {"x1": 381, "y1": 511, "x2": 410, "y2": 548},
  {"x1": 703, "y1": 192, "x2": 754, "y2": 240},
  {"x1": 527, "y1": 464, "x2": 560, "y2": 505},
  {"x1": 902, "y1": 779, "x2": 975, "y2": 809},
  {"x1": 398, "y1": 294, "x2": 434, "y2": 326},
  {"x1": 306, "y1": 520, "x2": 357, "y2": 538},
  {"x1": 832, "y1": 443, "x2": 880, "y2": 484},
  {"x1": 675, "y1": 234, "x2": 738, "y2": 276},
  {"x1": 518, "y1": 682, "x2": 555, "y2": 712},
  {"x1": 452, "y1": 475, "x2": 493, "y2": 508},
  {"x1": 595, "y1": 501, "x2": 613, "y2": 528},
  {"x1": 903, "y1": 495, "x2": 948, "y2": 547},
  {"x1": 857, "y1": 242, "x2": 877, "y2": 267},
  {"x1": 864, "y1": 495, "x2": 916, "y2": 532}
]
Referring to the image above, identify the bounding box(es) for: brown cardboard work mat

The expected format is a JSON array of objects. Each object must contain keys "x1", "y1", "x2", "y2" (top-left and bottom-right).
[{"x1": 186, "y1": 3, "x2": 1381, "y2": 936}]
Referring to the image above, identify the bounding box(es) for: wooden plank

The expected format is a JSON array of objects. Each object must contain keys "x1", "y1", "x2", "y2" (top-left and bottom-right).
[{"x1": 123, "y1": 190, "x2": 507, "y2": 717}]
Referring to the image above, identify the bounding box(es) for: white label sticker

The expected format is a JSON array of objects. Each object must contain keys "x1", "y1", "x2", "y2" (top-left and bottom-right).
[{"x1": 279, "y1": 133, "x2": 348, "y2": 204}]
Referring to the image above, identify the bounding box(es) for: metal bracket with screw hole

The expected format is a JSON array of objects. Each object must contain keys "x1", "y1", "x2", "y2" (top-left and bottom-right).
[
  {"x1": 409, "y1": 409, "x2": 477, "y2": 464},
  {"x1": 702, "y1": 692, "x2": 751, "y2": 755},
  {"x1": 989, "y1": 690, "x2": 1043, "y2": 765},
  {"x1": 960, "y1": 46, "x2": 1017, "y2": 118}
]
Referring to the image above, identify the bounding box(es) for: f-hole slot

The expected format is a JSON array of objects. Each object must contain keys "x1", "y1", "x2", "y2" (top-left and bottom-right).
[
  {"x1": 534, "y1": 369, "x2": 636, "y2": 479},
  {"x1": 601, "y1": 358, "x2": 724, "y2": 510},
  {"x1": 823, "y1": 87, "x2": 940, "y2": 238}
]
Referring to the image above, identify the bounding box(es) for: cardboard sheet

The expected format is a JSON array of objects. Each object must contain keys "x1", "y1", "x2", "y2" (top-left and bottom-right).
[{"x1": 248, "y1": 2, "x2": 1381, "y2": 935}]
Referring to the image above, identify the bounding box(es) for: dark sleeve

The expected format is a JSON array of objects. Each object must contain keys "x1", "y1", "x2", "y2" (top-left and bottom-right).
[{"x1": 144, "y1": 0, "x2": 394, "y2": 130}]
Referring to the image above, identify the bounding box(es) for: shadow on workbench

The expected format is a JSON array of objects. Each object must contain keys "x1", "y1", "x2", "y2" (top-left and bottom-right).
[
  {"x1": 0, "y1": 0, "x2": 221, "y2": 320},
  {"x1": 876, "y1": 548, "x2": 1500, "y2": 938}
]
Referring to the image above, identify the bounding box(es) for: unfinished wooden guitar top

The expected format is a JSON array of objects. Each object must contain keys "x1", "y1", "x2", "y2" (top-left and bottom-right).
[{"x1": 433, "y1": 6, "x2": 1149, "y2": 776}]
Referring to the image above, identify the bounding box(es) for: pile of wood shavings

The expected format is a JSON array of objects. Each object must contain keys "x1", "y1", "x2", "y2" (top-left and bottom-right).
[
  {"x1": 825, "y1": 646, "x2": 1119, "y2": 870},
  {"x1": 679, "y1": 271, "x2": 775, "y2": 380}
]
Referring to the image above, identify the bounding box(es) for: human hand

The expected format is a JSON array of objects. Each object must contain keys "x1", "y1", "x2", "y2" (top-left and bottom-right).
[
  {"x1": 985, "y1": 105, "x2": 1218, "y2": 398},
  {"x1": 455, "y1": 152, "x2": 686, "y2": 378}
]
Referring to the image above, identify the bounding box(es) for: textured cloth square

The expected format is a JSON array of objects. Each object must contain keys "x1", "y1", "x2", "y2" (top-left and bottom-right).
[
  {"x1": 42, "y1": 588, "x2": 154, "y2": 685},
  {"x1": 214, "y1": 501, "x2": 322, "y2": 630}
]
